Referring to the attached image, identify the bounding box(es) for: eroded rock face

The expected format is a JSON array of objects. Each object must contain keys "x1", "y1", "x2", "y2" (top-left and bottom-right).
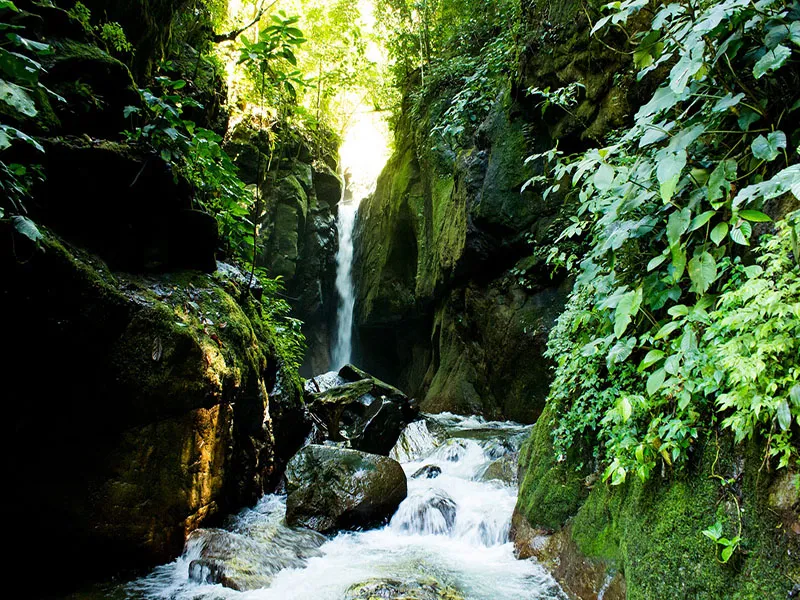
[
  {"x1": 227, "y1": 127, "x2": 342, "y2": 376},
  {"x1": 285, "y1": 445, "x2": 407, "y2": 533},
  {"x1": 3, "y1": 225, "x2": 306, "y2": 588}
]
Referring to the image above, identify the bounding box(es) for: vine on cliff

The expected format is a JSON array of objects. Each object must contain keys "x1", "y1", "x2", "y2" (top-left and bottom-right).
[{"x1": 534, "y1": 0, "x2": 800, "y2": 490}]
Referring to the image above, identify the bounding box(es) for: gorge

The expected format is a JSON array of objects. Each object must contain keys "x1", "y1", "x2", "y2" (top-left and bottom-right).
[{"x1": 2, "y1": 0, "x2": 799, "y2": 599}]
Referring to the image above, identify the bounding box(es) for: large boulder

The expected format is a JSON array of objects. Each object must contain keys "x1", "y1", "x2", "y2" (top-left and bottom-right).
[
  {"x1": 304, "y1": 364, "x2": 419, "y2": 454},
  {"x1": 3, "y1": 224, "x2": 305, "y2": 591},
  {"x1": 285, "y1": 445, "x2": 407, "y2": 533}
]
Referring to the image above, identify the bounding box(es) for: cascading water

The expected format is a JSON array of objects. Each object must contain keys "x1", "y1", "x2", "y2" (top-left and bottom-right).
[
  {"x1": 330, "y1": 111, "x2": 390, "y2": 369},
  {"x1": 126, "y1": 414, "x2": 568, "y2": 600}
]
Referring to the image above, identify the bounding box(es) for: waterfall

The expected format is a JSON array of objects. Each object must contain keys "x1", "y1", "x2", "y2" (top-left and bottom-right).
[
  {"x1": 331, "y1": 191, "x2": 359, "y2": 369},
  {"x1": 330, "y1": 110, "x2": 391, "y2": 369}
]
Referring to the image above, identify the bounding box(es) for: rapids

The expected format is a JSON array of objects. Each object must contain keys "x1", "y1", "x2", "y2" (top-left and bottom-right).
[{"x1": 125, "y1": 414, "x2": 567, "y2": 600}]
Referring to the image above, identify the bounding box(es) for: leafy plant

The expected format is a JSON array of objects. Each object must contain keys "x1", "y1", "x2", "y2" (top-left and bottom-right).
[
  {"x1": 124, "y1": 77, "x2": 255, "y2": 263},
  {"x1": 0, "y1": 0, "x2": 59, "y2": 216},
  {"x1": 533, "y1": 0, "x2": 800, "y2": 486},
  {"x1": 701, "y1": 520, "x2": 741, "y2": 563},
  {"x1": 98, "y1": 22, "x2": 133, "y2": 55}
]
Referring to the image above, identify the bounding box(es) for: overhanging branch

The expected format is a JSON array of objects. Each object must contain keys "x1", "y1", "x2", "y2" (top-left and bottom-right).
[{"x1": 213, "y1": 0, "x2": 280, "y2": 43}]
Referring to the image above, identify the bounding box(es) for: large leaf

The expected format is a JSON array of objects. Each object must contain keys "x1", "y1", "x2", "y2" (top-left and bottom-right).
[
  {"x1": 0, "y1": 78, "x2": 36, "y2": 116},
  {"x1": 657, "y1": 150, "x2": 687, "y2": 202},
  {"x1": 11, "y1": 215, "x2": 43, "y2": 244},
  {"x1": 753, "y1": 44, "x2": 791, "y2": 79},
  {"x1": 733, "y1": 164, "x2": 800, "y2": 206},
  {"x1": 688, "y1": 251, "x2": 717, "y2": 295},
  {"x1": 667, "y1": 207, "x2": 691, "y2": 248},
  {"x1": 0, "y1": 48, "x2": 40, "y2": 84},
  {"x1": 710, "y1": 221, "x2": 729, "y2": 245},
  {"x1": 614, "y1": 287, "x2": 643, "y2": 338},
  {"x1": 751, "y1": 131, "x2": 786, "y2": 162},
  {"x1": 776, "y1": 399, "x2": 791, "y2": 431}
]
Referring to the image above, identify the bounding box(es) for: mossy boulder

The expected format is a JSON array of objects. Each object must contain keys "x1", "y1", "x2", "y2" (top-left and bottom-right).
[
  {"x1": 514, "y1": 408, "x2": 800, "y2": 599},
  {"x1": 345, "y1": 578, "x2": 465, "y2": 600},
  {"x1": 3, "y1": 224, "x2": 306, "y2": 591},
  {"x1": 285, "y1": 445, "x2": 408, "y2": 533}
]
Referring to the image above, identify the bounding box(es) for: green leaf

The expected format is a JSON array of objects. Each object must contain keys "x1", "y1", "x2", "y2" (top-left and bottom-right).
[
  {"x1": 721, "y1": 545, "x2": 735, "y2": 563},
  {"x1": 639, "y1": 349, "x2": 665, "y2": 370},
  {"x1": 730, "y1": 220, "x2": 752, "y2": 246},
  {"x1": 689, "y1": 210, "x2": 715, "y2": 231},
  {"x1": 0, "y1": 78, "x2": 37, "y2": 117},
  {"x1": 657, "y1": 150, "x2": 687, "y2": 202},
  {"x1": 647, "y1": 254, "x2": 668, "y2": 271},
  {"x1": 655, "y1": 320, "x2": 681, "y2": 340},
  {"x1": 753, "y1": 45, "x2": 791, "y2": 79},
  {"x1": 11, "y1": 215, "x2": 43, "y2": 244},
  {"x1": 614, "y1": 287, "x2": 643, "y2": 338},
  {"x1": 667, "y1": 208, "x2": 691, "y2": 248},
  {"x1": 647, "y1": 368, "x2": 666, "y2": 396},
  {"x1": 712, "y1": 92, "x2": 745, "y2": 113},
  {"x1": 710, "y1": 221, "x2": 729, "y2": 245},
  {"x1": 790, "y1": 385, "x2": 800, "y2": 408},
  {"x1": 738, "y1": 210, "x2": 771, "y2": 222},
  {"x1": 0, "y1": 48, "x2": 41, "y2": 84},
  {"x1": 618, "y1": 396, "x2": 632, "y2": 422},
  {"x1": 594, "y1": 162, "x2": 615, "y2": 191},
  {"x1": 708, "y1": 159, "x2": 736, "y2": 205},
  {"x1": 776, "y1": 399, "x2": 791, "y2": 431},
  {"x1": 0, "y1": 1, "x2": 20, "y2": 12},
  {"x1": 751, "y1": 131, "x2": 786, "y2": 162},
  {"x1": 688, "y1": 251, "x2": 717, "y2": 295}
]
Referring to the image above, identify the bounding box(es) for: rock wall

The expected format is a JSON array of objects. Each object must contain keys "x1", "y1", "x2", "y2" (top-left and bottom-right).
[
  {"x1": 513, "y1": 407, "x2": 799, "y2": 599},
  {"x1": 352, "y1": 0, "x2": 636, "y2": 422},
  {"x1": 226, "y1": 129, "x2": 342, "y2": 376}
]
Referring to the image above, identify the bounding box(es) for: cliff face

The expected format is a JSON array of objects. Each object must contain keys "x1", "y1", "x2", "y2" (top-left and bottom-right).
[
  {"x1": 226, "y1": 129, "x2": 343, "y2": 376},
  {"x1": 352, "y1": 0, "x2": 635, "y2": 423}
]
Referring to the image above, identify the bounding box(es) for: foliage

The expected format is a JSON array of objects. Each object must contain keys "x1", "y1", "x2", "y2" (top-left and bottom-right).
[
  {"x1": 0, "y1": 0, "x2": 57, "y2": 217},
  {"x1": 256, "y1": 268, "x2": 307, "y2": 372},
  {"x1": 97, "y1": 22, "x2": 133, "y2": 55},
  {"x1": 124, "y1": 78, "x2": 255, "y2": 263},
  {"x1": 67, "y1": 3, "x2": 133, "y2": 57},
  {"x1": 376, "y1": 0, "x2": 519, "y2": 145},
  {"x1": 535, "y1": 0, "x2": 800, "y2": 496}
]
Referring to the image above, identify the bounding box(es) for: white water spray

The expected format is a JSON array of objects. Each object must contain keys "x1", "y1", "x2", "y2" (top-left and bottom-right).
[{"x1": 331, "y1": 110, "x2": 390, "y2": 369}]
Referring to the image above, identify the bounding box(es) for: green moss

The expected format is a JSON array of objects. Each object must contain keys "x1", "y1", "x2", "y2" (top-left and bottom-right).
[
  {"x1": 553, "y1": 434, "x2": 799, "y2": 599},
  {"x1": 515, "y1": 403, "x2": 590, "y2": 530}
]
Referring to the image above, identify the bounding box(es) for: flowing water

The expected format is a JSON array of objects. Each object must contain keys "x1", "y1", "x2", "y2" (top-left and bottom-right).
[
  {"x1": 330, "y1": 111, "x2": 390, "y2": 369},
  {"x1": 125, "y1": 414, "x2": 567, "y2": 600}
]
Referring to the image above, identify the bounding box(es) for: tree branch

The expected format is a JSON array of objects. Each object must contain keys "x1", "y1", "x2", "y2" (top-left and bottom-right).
[{"x1": 213, "y1": 0, "x2": 280, "y2": 43}]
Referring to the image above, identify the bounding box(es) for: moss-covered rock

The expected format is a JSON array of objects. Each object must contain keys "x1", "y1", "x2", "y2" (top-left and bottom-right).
[
  {"x1": 3, "y1": 224, "x2": 306, "y2": 591},
  {"x1": 345, "y1": 578, "x2": 465, "y2": 600},
  {"x1": 285, "y1": 445, "x2": 408, "y2": 533},
  {"x1": 514, "y1": 414, "x2": 800, "y2": 599}
]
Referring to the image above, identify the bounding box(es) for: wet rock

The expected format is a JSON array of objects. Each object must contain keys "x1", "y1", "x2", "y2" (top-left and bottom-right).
[
  {"x1": 186, "y1": 526, "x2": 325, "y2": 591},
  {"x1": 345, "y1": 578, "x2": 464, "y2": 600},
  {"x1": 392, "y1": 489, "x2": 457, "y2": 536},
  {"x1": 481, "y1": 452, "x2": 519, "y2": 485},
  {"x1": 412, "y1": 465, "x2": 442, "y2": 479},
  {"x1": 304, "y1": 364, "x2": 419, "y2": 455},
  {"x1": 391, "y1": 419, "x2": 447, "y2": 463},
  {"x1": 285, "y1": 445, "x2": 407, "y2": 533}
]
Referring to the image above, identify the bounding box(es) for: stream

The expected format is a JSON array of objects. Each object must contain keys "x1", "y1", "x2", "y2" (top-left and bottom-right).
[{"x1": 124, "y1": 414, "x2": 567, "y2": 600}]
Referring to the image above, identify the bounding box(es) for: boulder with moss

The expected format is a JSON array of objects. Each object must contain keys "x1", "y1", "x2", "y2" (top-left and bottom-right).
[
  {"x1": 285, "y1": 445, "x2": 407, "y2": 533},
  {"x1": 3, "y1": 223, "x2": 308, "y2": 591}
]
